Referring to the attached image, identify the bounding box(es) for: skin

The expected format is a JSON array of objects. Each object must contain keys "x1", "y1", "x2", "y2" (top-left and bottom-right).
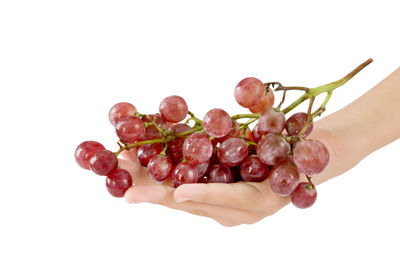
[{"x1": 121, "y1": 68, "x2": 400, "y2": 227}]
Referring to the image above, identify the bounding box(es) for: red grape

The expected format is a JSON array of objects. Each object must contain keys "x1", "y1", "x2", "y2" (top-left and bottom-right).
[
  {"x1": 109, "y1": 102, "x2": 137, "y2": 127},
  {"x1": 203, "y1": 108, "x2": 232, "y2": 138},
  {"x1": 195, "y1": 161, "x2": 210, "y2": 177},
  {"x1": 89, "y1": 150, "x2": 118, "y2": 176},
  {"x1": 116, "y1": 116, "x2": 145, "y2": 143},
  {"x1": 269, "y1": 163, "x2": 300, "y2": 196},
  {"x1": 137, "y1": 143, "x2": 163, "y2": 167},
  {"x1": 251, "y1": 123, "x2": 264, "y2": 143},
  {"x1": 168, "y1": 123, "x2": 192, "y2": 154},
  {"x1": 258, "y1": 108, "x2": 286, "y2": 134},
  {"x1": 215, "y1": 120, "x2": 240, "y2": 143},
  {"x1": 172, "y1": 162, "x2": 199, "y2": 188},
  {"x1": 293, "y1": 139, "x2": 329, "y2": 175},
  {"x1": 286, "y1": 112, "x2": 313, "y2": 137},
  {"x1": 291, "y1": 182, "x2": 317, "y2": 208},
  {"x1": 249, "y1": 87, "x2": 275, "y2": 113},
  {"x1": 75, "y1": 141, "x2": 105, "y2": 170},
  {"x1": 182, "y1": 132, "x2": 213, "y2": 164},
  {"x1": 256, "y1": 133, "x2": 290, "y2": 166},
  {"x1": 106, "y1": 168, "x2": 132, "y2": 197},
  {"x1": 208, "y1": 164, "x2": 234, "y2": 183},
  {"x1": 159, "y1": 95, "x2": 188, "y2": 123},
  {"x1": 217, "y1": 138, "x2": 248, "y2": 167},
  {"x1": 240, "y1": 155, "x2": 269, "y2": 182},
  {"x1": 147, "y1": 155, "x2": 173, "y2": 183},
  {"x1": 141, "y1": 114, "x2": 167, "y2": 140},
  {"x1": 234, "y1": 77, "x2": 265, "y2": 108}
]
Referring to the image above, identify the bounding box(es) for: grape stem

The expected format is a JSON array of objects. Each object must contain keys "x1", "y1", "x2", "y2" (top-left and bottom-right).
[
  {"x1": 306, "y1": 175, "x2": 315, "y2": 189},
  {"x1": 114, "y1": 59, "x2": 373, "y2": 158},
  {"x1": 298, "y1": 96, "x2": 315, "y2": 139},
  {"x1": 281, "y1": 58, "x2": 373, "y2": 114}
]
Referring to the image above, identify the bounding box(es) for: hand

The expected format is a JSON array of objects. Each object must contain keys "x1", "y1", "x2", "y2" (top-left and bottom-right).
[{"x1": 121, "y1": 125, "x2": 336, "y2": 226}]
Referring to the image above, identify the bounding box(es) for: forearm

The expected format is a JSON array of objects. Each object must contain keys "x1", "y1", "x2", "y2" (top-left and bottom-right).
[{"x1": 311, "y1": 67, "x2": 400, "y2": 184}]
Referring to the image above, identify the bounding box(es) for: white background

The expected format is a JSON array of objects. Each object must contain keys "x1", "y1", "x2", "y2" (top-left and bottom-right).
[{"x1": 0, "y1": 1, "x2": 399, "y2": 264}]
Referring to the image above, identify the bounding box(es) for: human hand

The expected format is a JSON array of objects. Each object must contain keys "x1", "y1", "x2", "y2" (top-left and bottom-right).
[{"x1": 121, "y1": 125, "x2": 337, "y2": 226}]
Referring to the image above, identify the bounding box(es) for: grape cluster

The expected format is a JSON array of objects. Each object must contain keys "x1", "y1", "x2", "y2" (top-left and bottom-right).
[{"x1": 74, "y1": 77, "x2": 331, "y2": 209}]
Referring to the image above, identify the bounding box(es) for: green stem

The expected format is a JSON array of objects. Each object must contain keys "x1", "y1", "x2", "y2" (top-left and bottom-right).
[
  {"x1": 231, "y1": 114, "x2": 260, "y2": 120},
  {"x1": 114, "y1": 137, "x2": 174, "y2": 157},
  {"x1": 311, "y1": 91, "x2": 332, "y2": 118},
  {"x1": 281, "y1": 58, "x2": 373, "y2": 114}
]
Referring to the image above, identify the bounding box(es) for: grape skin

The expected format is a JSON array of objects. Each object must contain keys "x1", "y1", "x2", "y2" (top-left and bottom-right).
[
  {"x1": 207, "y1": 164, "x2": 234, "y2": 183},
  {"x1": 217, "y1": 137, "x2": 248, "y2": 167},
  {"x1": 291, "y1": 182, "x2": 317, "y2": 209},
  {"x1": 137, "y1": 143, "x2": 163, "y2": 167},
  {"x1": 240, "y1": 155, "x2": 269, "y2": 182},
  {"x1": 147, "y1": 155, "x2": 173, "y2": 183},
  {"x1": 159, "y1": 95, "x2": 188, "y2": 123},
  {"x1": 89, "y1": 150, "x2": 118, "y2": 176},
  {"x1": 286, "y1": 112, "x2": 313, "y2": 137},
  {"x1": 251, "y1": 123, "x2": 264, "y2": 143},
  {"x1": 214, "y1": 120, "x2": 240, "y2": 143},
  {"x1": 293, "y1": 139, "x2": 329, "y2": 175},
  {"x1": 234, "y1": 77, "x2": 265, "y2": 108},
  {"x1": 203, "y1": 108, "x2": 232, "y2": 138},
  {"x1": 116, "y1": 116, "x2": 145, "y2": 143},
  {"x1": 269, "y1": 163, "x2": 300, "y2": 196},
  {"x1": 141, "y1": 114, "x2": 168, "y2": 140},
  {"x1": 109, "y1": 102, "x2": 137, "y2": 127},
  {"x1": 106, "y1": 168, "x2": 133, "y2": 197},
  {"x1": 75, "y1": 141, "x2": 105, "y2": 170},
  {"x1": 258, "y1": 108, "x2": 286, "y2": 134},
  {"x1": 248, "y1": 87, "x2": 275, "y2": 113},
  {"x1": 172, "y1": 162, "x2": 199, "y2": 188},
  {"x1": 182, "y1": 132, "x2": 213, "y2": 164},
  {"x1": 256, "y1": 133, "x2": 290, "y2": 166}
]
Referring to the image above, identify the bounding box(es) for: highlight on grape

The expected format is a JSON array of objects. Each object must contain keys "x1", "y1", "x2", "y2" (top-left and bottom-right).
[{"x1": 75, "y1": 59, "x2": 373, "y2": 209}]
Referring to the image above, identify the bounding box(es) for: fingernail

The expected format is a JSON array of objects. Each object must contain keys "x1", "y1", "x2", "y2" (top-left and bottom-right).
[{"x1": 175, "y1": 197, "x2": 189, "y2": 203}]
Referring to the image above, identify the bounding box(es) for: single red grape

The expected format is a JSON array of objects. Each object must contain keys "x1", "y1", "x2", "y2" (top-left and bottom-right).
[
  {"x1": 249, "y1": 87, "x2": 275, "y2": 113},
  {"x1": 137, "y1": 143, "x2": 163, "y2": 167},
  {"x1": 269, "y1": 163, "x2": 300, "y2": 196},
  {"x1": 182, "y1": 132, "x2": 213, "y2": 164},
  {"x1": 286, "y1": 112, "x2": 313, "y2": 137},
  {"x1": 258, "y1": 108, "x2": 286, "y2": 134},
  {"x1": 89, "y1": 150, "x2": 118, "y2": 176},
  {"x1": 256, "y1": 133, "x2": 290, "y2": 166},
  {"x1": 240, "y1": 155, "x2": 269, "y2": 182},
  {"x1": 208, "y1": 164, "x2": 234, "y2": 183},
  {"x1": 172, "y1": 162, "x2": 199, "y2": 188},
  {"x1": 106, "y1": 168, "x2": 133, "y2": 197},
  {"x1": 217, "y1": 137, "x2": 248, "y2": 167},
  {"x1": 116, "y1": 116, "x2": 145, "y2": 143},
  {"x1": 234, "y1": 77, "x2": 265, "y2": 108},
  {"x1": 109, "y1": 102, "x2": 137, "y2": 127},
  {"x1": 75, "y1": 141, "x2": 105, "y2": 170},
  {"x1": 291, "y1": 182, "x2": 317, "y2": 209},
  {"x1": 293, "y1": 139, "x2": 329, "y2": 175},
  {"x1": 159, "y1": 95, "x2": 188, "y2": 123},
  {"x1": 203, "y1": 108, "x2": 232, "y2": 138},
  {"x1": 168, "y1": 123, "x2": 192, "y2": 154},
  {"x1": 147, "y1": 155, "x2": 173, "y2": 183}
]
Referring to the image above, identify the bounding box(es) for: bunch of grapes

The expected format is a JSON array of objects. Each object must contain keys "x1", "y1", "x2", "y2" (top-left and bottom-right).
[{"x1": 74, "y1": 59, "x2": 372, "y2": 209}]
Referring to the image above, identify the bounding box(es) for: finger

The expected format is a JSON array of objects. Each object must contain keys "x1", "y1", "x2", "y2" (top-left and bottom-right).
[
  {"x1": 118, "y1": 158, "x2": 152, "y2": 185},
  {"x1": 173, "y1": 181, "x2": 290, "y2": 212},
  {"x1": 124, "y1": 184, "x2": 259, "y2": 224},
  {"x1": 120, "y1": 148, "x2": 138, "y2": 163}
]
